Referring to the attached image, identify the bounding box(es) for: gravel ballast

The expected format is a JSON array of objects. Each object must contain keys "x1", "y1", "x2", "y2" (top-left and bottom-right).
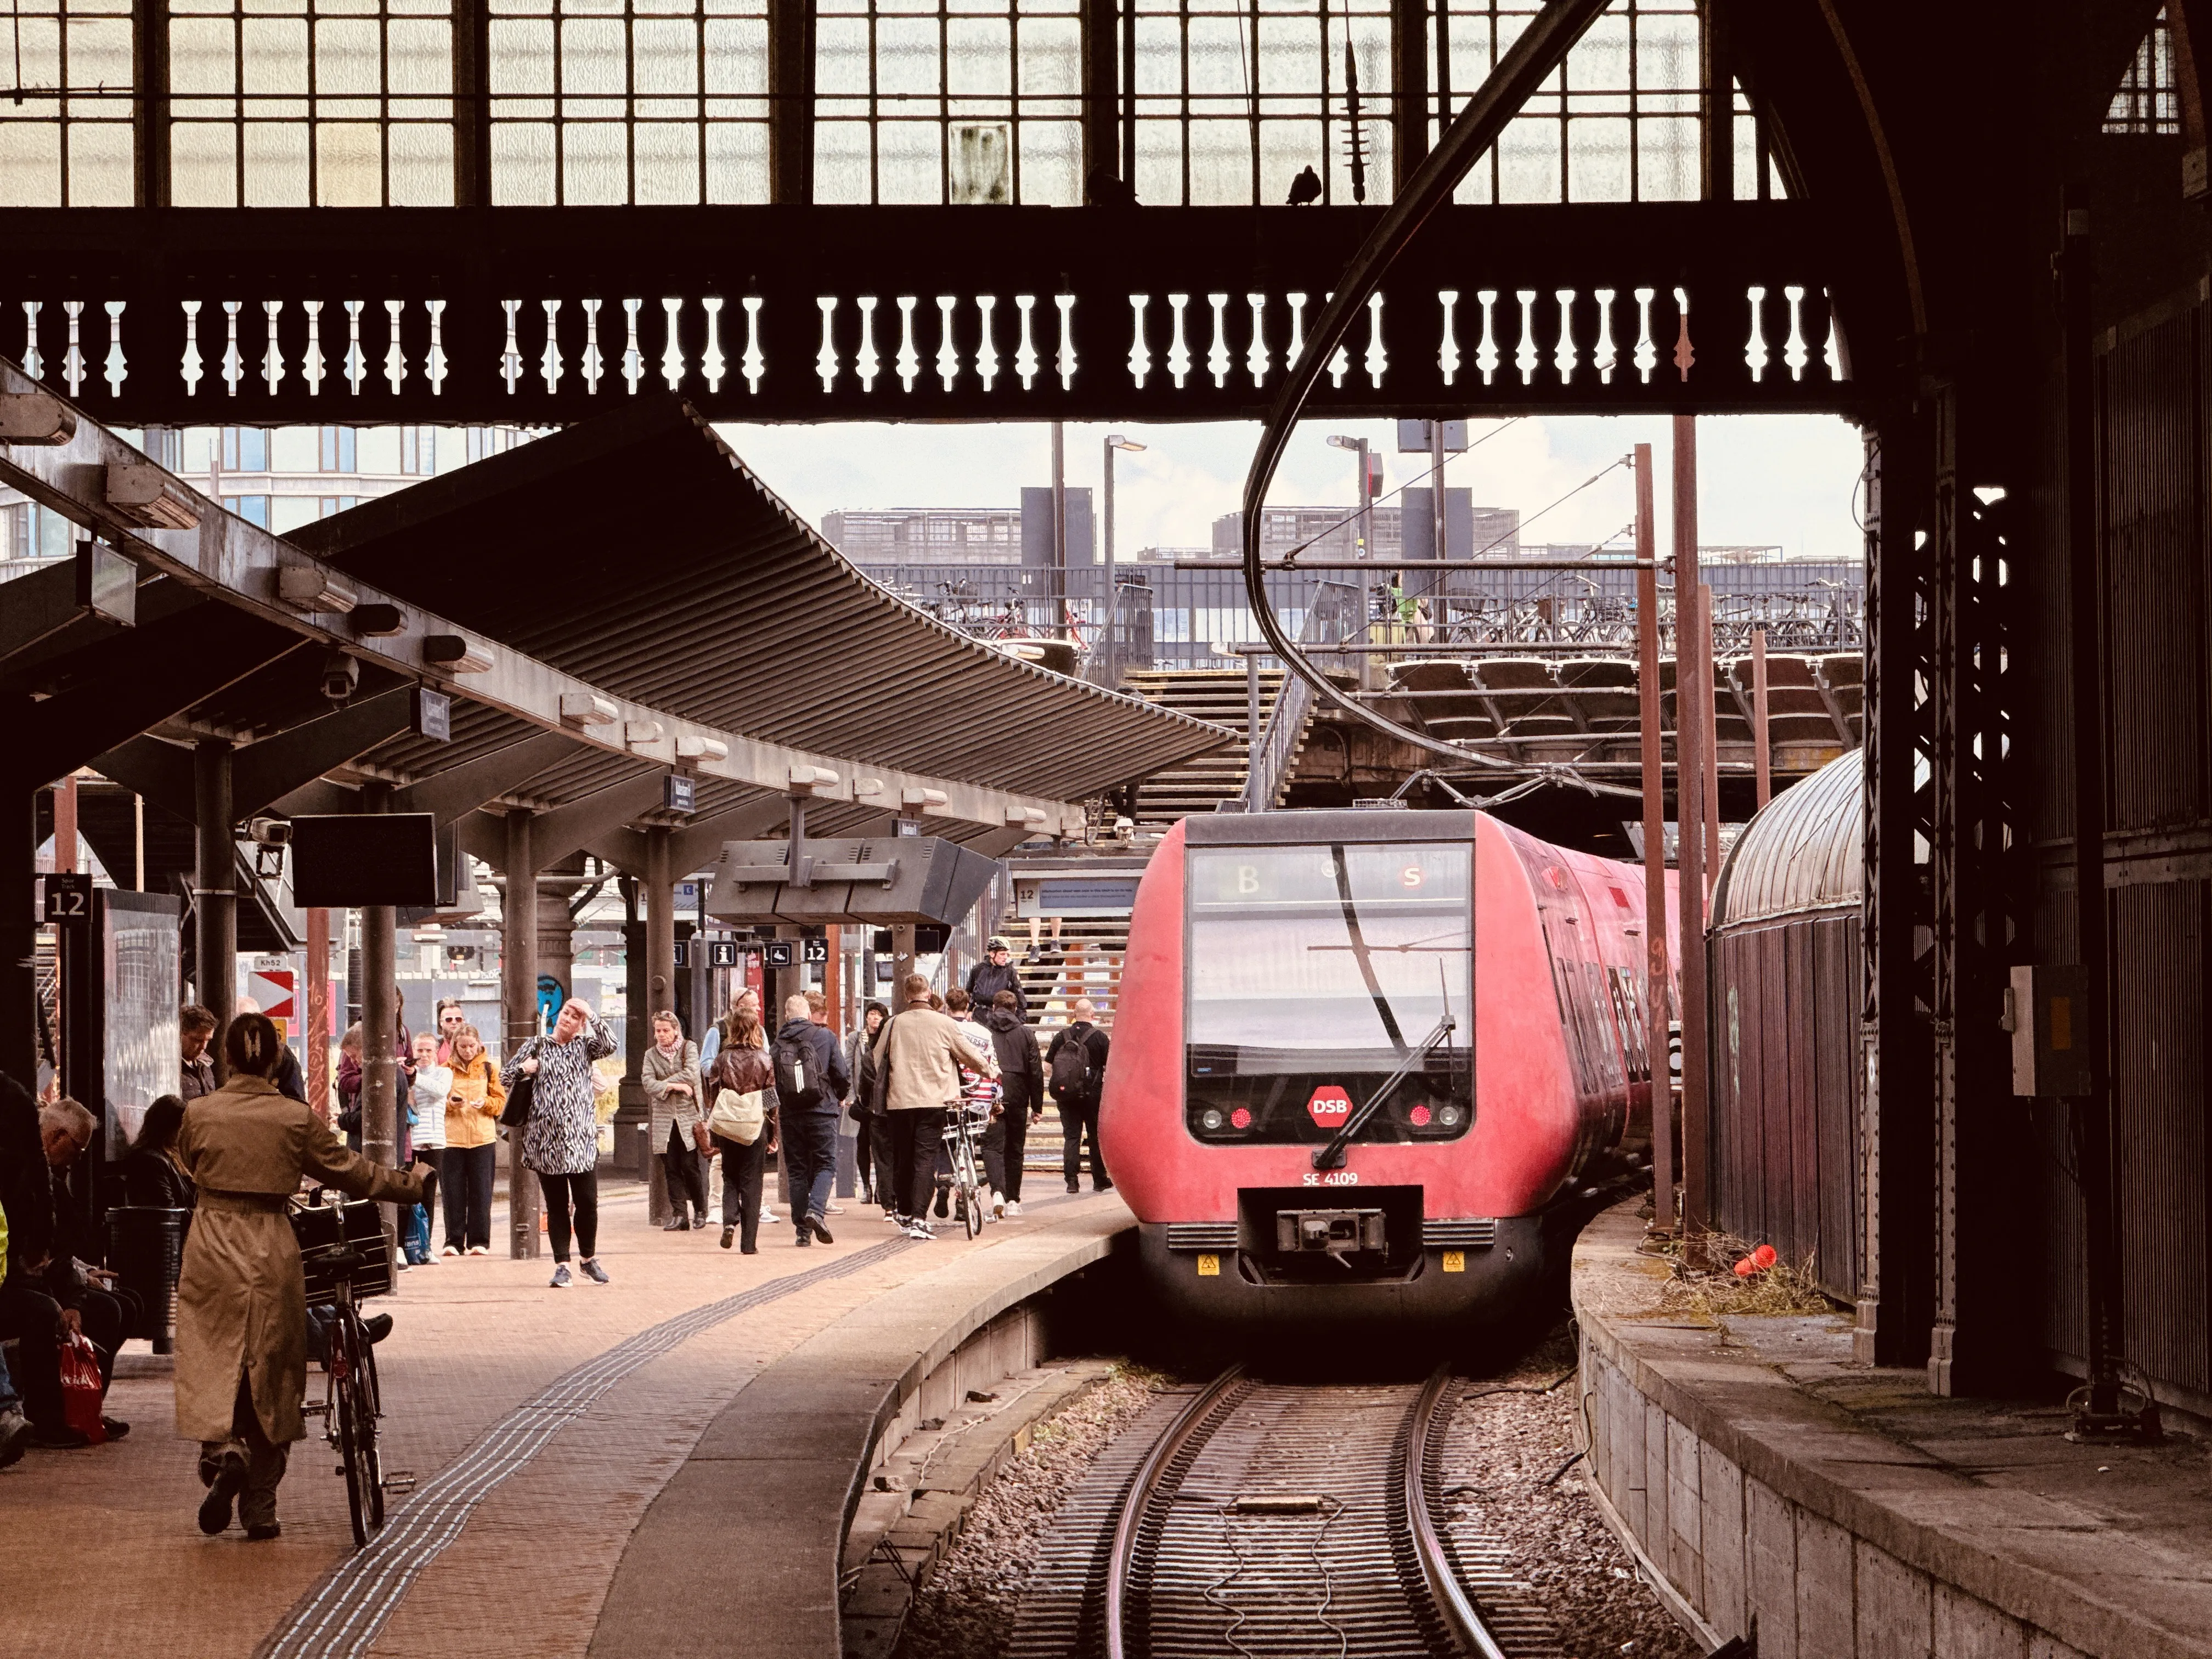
[{"x1": 895, "y1": 1330, "x2": 1698, "y2": 1659}]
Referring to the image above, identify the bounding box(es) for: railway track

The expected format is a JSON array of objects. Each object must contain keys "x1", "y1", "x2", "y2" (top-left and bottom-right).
[{"x1": 1005, "y1": 1368, "x2": 1565, "y2": 1659}]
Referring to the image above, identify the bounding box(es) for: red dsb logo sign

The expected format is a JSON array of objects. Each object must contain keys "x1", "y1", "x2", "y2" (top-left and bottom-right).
[{"x1": 1307, "y1": 1086, "x2": 1354, "y2": 1128}]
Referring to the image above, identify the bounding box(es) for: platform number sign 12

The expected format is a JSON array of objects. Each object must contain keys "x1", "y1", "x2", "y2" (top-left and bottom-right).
[{"x1": 43, "y1": 873, "x2": 92, "y2": 923}]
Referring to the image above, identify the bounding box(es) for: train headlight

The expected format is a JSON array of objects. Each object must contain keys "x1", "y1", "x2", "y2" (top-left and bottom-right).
[
  {"x1": 1437, "y1": 1105, "x2": 1464, "y2": 1128},
  {"x1": 1230, "y1": 1107, "x2": 1252, "y2": 1130},
  {"x1": 1201, "y1": 1109, "x2": 1225, "y2": 1131}
]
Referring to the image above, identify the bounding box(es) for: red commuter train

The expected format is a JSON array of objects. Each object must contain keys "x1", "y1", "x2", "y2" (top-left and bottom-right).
[{"x1": 1097, "y1": 806, "x2": 1677, "y2": 1333}]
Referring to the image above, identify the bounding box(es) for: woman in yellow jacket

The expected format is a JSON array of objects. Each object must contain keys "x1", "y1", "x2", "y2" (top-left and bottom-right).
[{"x1": 439, "y1": 1024, "x2": 506, "y2": 1256}]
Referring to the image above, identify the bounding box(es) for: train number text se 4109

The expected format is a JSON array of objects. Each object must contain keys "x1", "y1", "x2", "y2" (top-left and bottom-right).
[{"x1": 1302, "y1": 1171, "x2": 1360, "y2": 1187}]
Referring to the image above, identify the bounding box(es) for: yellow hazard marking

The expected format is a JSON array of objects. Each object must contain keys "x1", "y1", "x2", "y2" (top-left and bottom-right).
[
  {"x1": 1442, "y1": 1250, "x2": 1466, "y2": 1273},
  {"x1": 1197, "y1": 1253, "x2": 1221, "y2": 1277}
]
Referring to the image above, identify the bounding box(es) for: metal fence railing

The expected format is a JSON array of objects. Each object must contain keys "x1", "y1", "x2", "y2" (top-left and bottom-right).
[{"x1": 1242, "y1": 579, "x2": 1361, "y2": 812}]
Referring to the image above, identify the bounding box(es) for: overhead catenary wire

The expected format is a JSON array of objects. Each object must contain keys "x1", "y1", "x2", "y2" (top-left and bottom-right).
[{"x1": 1239, "y1": 0, "x2": 1632, "y2": 781}]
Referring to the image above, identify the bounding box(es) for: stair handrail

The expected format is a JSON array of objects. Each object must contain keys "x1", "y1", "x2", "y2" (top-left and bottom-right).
[{"x1": 1242, "y1": 580, "x2": 1361, "y2": 811}]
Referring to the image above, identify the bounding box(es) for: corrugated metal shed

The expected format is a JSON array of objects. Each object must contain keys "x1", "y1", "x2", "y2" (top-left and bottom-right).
[
  {"x1": 1711, "y1": 748, "x2": 1863, "y2": 930},
  {"x1": 291, "y1": 397, "x2": 1230, "y2": 804}
]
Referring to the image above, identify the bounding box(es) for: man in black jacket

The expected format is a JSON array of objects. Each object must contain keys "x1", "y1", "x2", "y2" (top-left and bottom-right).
[
  {"x1": 981, "y1": 991, "x2": 1043, "y2": 1216},
  {"x1": 964, "y1": 938, "x2": 1026, "y2": 1023},
  {"x1": 772, "y1": 995, "x2": 850, "y2": 1245},
  {"x1": 1045, "y1": 1000, "x2": 1112, "y2": 1194}
]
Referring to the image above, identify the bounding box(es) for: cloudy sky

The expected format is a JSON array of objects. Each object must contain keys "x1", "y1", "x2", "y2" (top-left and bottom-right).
[{"x1": 717, "y1": 412, "x2": 1869, "y2": 562}]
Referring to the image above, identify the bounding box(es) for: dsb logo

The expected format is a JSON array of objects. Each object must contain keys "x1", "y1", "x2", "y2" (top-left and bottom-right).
[{"x1": 1307, "y1": 1086, "x2": 1353, "y2": 1128}]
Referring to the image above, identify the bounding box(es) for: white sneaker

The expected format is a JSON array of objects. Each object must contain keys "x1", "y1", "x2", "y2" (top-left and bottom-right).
[
  {"x1": 440, "y1": 1245, "x2": 460, "y2": 1258},
  {"x1": 826, "y1": 1203, "x2": 846, "y2": 1215},
  {"x1": 902, "y1": 1218, "x2": 936, "y2": 1240},
  {"x1": 1003, "y1": 1201, "x2": 1022, "y2": 1217},
  {"x1": 761, "y1": 1210, "x2": 781, "y2": 1224}
]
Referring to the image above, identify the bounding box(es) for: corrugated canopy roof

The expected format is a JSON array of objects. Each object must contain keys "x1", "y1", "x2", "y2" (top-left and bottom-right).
[
  {"x1": 1710, "y1": 748, "x2": 1863, "y2": 930},
  {"x1": 290, "y1": 397, "x2": 1229, "y2": 803}
]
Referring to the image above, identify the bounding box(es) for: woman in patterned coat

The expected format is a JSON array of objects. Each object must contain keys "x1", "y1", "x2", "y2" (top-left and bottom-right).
[{"x1": 501, "y1": 998, "x2": 617, "y2": 1288}]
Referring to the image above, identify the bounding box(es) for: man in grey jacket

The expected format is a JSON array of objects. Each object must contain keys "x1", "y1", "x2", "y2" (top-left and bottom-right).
[{"x1": 870, "y1": 974, "x2": 996, "y2": 1239}]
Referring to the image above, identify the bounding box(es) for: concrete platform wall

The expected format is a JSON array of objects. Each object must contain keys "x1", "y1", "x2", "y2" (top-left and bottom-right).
[{"x1": 1578, "y1": 1338, "x2": 2092, "y2": 1659}]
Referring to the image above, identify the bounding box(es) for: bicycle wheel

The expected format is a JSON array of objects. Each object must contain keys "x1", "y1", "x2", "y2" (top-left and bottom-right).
[
  {"x1": 332, "y1": 1317, "x2": 385, "y2": 1545},
  {"x1": 958, "y1": 1122, "x2": 985, "y2": 1240}
]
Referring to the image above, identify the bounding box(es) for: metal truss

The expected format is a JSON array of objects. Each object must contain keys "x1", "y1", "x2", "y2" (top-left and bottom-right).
[{"x1": 0, "y1": 200, "x2": 1861, "y2": 424}]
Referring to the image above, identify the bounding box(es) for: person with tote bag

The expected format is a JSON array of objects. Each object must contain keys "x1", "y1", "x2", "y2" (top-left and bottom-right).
[{"x1": 705, "y1": 1007, "x2": 778, "y2": 1253}]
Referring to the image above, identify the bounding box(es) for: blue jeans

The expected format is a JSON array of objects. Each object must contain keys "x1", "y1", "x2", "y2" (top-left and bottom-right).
[{"x1": 782, "y1": 1109, "x2": 840, "y2": 1229}]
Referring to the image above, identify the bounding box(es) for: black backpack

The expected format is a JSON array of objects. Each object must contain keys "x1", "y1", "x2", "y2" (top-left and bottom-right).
[
  {"x1": 1049, "y1": 1025, "x2": 1095, "y2": 1104},
  {"x1": 772, "y1": 1030, "x2": 823, "y2": 1110}
]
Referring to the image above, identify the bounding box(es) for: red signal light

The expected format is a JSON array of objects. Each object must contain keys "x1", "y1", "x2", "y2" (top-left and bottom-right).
[
  {"x1": 1409, "y1": 1104, "x2": 1432, "y2": 1127},
  {"x1": 1230, "y1": 1106, "x2": 1252, "y2": 1129}
]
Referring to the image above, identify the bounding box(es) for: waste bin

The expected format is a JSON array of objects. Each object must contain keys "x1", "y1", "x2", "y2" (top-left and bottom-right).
[{"x1": 105, "y1": 1206, "x2": 189, "y2": 1355}]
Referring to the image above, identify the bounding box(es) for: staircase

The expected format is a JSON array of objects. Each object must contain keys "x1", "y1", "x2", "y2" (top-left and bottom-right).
[{"x1": 1121, "y1": 668, "x2": 1284, "y2": 831}]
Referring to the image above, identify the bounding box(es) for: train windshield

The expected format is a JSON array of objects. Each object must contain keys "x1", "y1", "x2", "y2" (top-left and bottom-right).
[{"x1": 1183, "y1": 841, "x2": 1474, "y2": 1145}]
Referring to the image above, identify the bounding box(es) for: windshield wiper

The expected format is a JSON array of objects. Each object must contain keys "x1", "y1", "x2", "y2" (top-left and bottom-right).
[{"x1": 1311, "y1": 1009, "x2": 1456, "y2": 1171}]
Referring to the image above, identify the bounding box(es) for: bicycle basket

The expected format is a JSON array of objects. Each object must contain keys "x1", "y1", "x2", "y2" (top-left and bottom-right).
[{"x1": 289, "y1": 1197, "x2": 397, "y2": 1306}]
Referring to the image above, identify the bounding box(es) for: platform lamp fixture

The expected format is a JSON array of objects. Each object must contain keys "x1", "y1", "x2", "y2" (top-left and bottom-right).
[{"x1": 1101, "y1": 433, "x2": 1146, "y2": 687}]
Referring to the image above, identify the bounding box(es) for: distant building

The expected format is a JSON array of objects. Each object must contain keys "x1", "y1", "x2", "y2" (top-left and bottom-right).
[
  {"x1": 821, "y1": 506, "x2": 1024, "y2": 565},
  {"x1": 1, "y1": 421, "x2": 533, "y2": 581}
]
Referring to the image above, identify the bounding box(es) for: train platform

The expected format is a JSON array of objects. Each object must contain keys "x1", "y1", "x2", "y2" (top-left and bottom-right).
[
  {"x1": 1569, "y1": 1200, "x2": 2212, "y2": 1659},
  {"x1": 0, "y1": 1181, "x2": 1132, "y2": 1659}
]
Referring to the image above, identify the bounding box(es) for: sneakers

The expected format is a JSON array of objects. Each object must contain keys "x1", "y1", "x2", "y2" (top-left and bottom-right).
[
  {"x1": 809, "y1": 1214, "x2": 835, "y2": 1245},
  {"x1": 761, "y1": 1209, "x2": 781, "y2": 1224},
  {"x1": 720, "y1": 1223, "x2": 736, "y2": 1249},
  {"x1": 825, "y1": 1203, "x2": 845, "y2": 1215},
  {"x1": 901, "y1": 1218, "x2": 936, "y2": 1240},
  {"x1": 580, "y1": 1258, "x2": 610, "y2": 1284},
  {"x1": 1004, "y1": 1201, "x2": 1023, "y2": 1218},
  {"x1": 550, "y1": 1264, "x2": 572, "y2": 1288},
  {"x1": 244, "y1": 1521, "x2": 283, "y2": 1542},
  {"x1": 467, "y1": 1244, "x2": 490, "y2": 1256},
  {"x1": 440, "y1": 1245, "x2": 461, "y2": 1257},
  {"x1": 933, "y1": 1186, "x2": 950, "y2": 1219},
  {"x1": 199, "y1": 1449, "x2": 246, "y2": 1534},
  {"x1": 0, "y1": 1409, "x2": 31, "y2": 1470},
  {"x1": 794, "y1": 1229, "x2": 812, "y2": 1247},
  {"x1": 989, "y1": 1192, "x2": 1005, "y2": 1221}
]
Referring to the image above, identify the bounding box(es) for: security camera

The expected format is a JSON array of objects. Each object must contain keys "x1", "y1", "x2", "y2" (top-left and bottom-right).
[
  {"x1": 248, "y1": 817, "x2": 293, "y2": 848},
  {"x1": 320, "y1": 650, "x2": 360, "y2": 703}
]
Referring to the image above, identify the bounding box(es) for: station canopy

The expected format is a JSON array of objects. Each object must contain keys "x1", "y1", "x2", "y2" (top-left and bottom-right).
[{"x1": 271, "y1": 396, "x2": 1228, "y2": 838}]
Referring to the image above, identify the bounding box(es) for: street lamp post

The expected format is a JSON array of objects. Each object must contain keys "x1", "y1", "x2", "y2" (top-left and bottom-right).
[
  {"x1": 1102, "y1": 432, "x2": 1145, "y2": 687},
  {"x1": 1327, "y1": 433, "x2": 1376, "y2": 688}
]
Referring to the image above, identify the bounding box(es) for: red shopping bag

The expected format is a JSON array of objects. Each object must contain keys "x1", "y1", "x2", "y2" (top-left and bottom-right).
[{"x1": 59, "y1": 1333, "x2": 108, "y2": 1446}]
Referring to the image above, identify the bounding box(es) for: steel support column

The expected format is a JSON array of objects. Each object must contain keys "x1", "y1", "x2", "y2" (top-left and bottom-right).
[
  {"x1": 502, "y1": 809, "x2": 541, "y2": 1259},
  {"x1": 1391, "y1": 0, "x2": 1430, "y2": 192},
  {"x1": 1858, "y1": 414, "x2": 1937, "y2": 1369},
  {"x1": 306, "y1": 906, "x2": 332, "y2": 1118},
  {"x1": 2, "y1": 748, "x2": 36, "y2": 1086},
  {"x1": 193, "y1": 738, "x2": 237, "y2": 1030},
  {"x1": 360, "y1": 785, "x2": 401, "y2": 1250},
  {"x1": 768, "y1": 0, "x2": 815, "y2": 204},
  {"x1": 1634, "y1": 442, "x2": 1673, "y2": 1237},
  {"x1": 1081, "y1": 0, "x2": 1120, "y2": 196},
  {"x1": 1671, "y1": 414, "x2": 1711, "y2": 1255}
]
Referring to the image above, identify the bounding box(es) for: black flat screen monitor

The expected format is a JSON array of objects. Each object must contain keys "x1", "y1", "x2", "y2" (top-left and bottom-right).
[{"x1": 290, "y1": 813, "x2": 439, "y2": 907}]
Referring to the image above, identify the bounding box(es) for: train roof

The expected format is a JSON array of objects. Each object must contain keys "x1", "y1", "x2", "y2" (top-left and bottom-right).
[
  {"x1": 1183, "y1": 806, "x2": 1479, "y2": 847},
  {"x1": 1710, "y1": 748, "x2": 1864, "y2": 930}
]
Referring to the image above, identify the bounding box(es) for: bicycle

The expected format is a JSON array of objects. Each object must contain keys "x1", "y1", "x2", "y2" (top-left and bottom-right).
[
  {"x1": 940, "y1": 1103, "x2": 990, "y2": 1240},
  {"x1": 292, "y1": 1192, "x2": 411, "y2": 1547}
]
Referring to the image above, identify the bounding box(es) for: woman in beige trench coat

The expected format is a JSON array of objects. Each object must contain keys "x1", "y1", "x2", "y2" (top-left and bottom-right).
[{"x1": 173, "y1": 1013, "x2": 426, "y2": 1539}]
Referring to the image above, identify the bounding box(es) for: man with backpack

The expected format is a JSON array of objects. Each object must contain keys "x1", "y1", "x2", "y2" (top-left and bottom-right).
[
  {"x1": 772, "y1": 994, "x2": 850, "y2": 1246},
  {"x1": 1046, "y1": 998, "x2": 1112, "y2": 1195}
]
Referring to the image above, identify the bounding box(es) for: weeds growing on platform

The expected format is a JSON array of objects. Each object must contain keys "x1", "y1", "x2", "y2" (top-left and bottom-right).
[{"x1": 1651, "y1": 1232, "x2": 1839, "y2": 1320}]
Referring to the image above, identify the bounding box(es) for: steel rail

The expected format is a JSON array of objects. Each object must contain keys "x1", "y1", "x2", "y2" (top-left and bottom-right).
[
  {"x1": 1403, "y1": 1365, "x2": 1511, "y2": 1659},
  {"x1": 1101, "y1": 1365, "x2": 1246, "y2": 1659},
  {"x1": 1239, "y1": 0, "x2": 1620, "y2": 774},
  {"x1": 0, "y1": 358, "x2": 1088, "y2": 835}
]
